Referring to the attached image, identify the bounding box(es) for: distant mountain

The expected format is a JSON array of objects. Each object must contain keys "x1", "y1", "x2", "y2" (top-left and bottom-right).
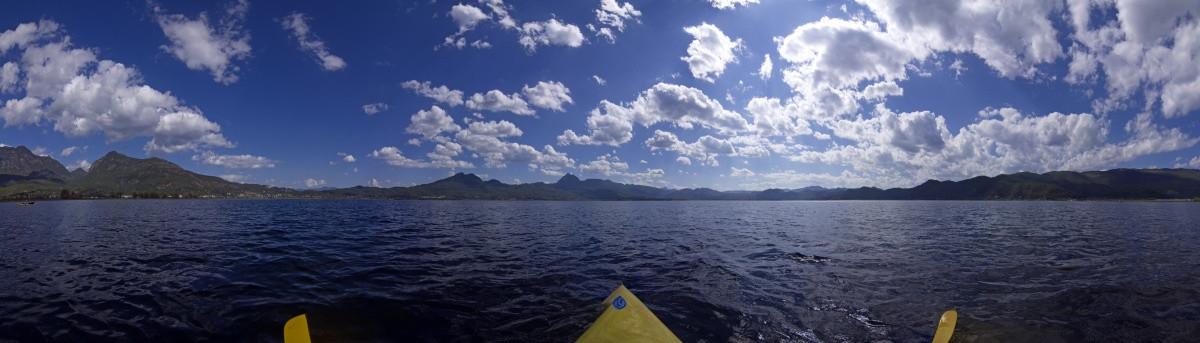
[
  {"x1": 314, "y1": 169, "x2": 1200, "y2": 201},
  {"x1": 0, "y1": 146, "x2": 69, "y2": 180},
  {"x1": 67, "y1": 167, "x2": 87, "y2": 181},
  {"x1": 3, "y1": 142, "x2": 1200, "y2": 201},
  {"x1": 68, "y1": 151, "x2": 287, "y2": 197},
  {"x1": 0, "y1": 146, "x2": 72, "y2": 199}
]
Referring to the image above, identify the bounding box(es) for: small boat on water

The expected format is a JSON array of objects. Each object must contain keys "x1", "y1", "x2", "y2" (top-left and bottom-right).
[
  {"x1": 17, "y1": 201, "x2": 35, "y2": 206},
  {"x1": 281, "y1": 285, "x2": 958, "y2": 342}
]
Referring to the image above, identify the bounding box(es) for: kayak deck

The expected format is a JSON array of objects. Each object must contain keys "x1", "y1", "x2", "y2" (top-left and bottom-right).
[{"x1": 576, "y1": 285, "x2": 681, "y2": 343}]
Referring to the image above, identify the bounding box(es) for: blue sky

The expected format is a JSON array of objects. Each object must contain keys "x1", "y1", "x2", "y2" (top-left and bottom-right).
[{"x1": 2, "y1": 0, "x2": 1199, "y2": 190}]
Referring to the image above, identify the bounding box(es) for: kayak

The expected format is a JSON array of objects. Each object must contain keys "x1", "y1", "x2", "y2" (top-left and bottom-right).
[
  {"x1": 17, "y1": 201, "x2": 34, "y2": 206},
  {"x1": 282, "y1": 286, "x2": 956, "y2": 342},
  {"x1": 575, "y1": 285, "x2": 681, "y2": 343}
]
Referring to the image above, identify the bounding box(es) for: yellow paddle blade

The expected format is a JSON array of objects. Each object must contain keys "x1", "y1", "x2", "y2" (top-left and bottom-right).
[
  {"x1": 576, "y1": 285, "x2": 681, "y2": 343},
  {"x1": 932, "y1": 310, "x2": 957, "y2": 343},
  {"x1": 284, "y1": 314, "x2": 312, "y2": 343}
]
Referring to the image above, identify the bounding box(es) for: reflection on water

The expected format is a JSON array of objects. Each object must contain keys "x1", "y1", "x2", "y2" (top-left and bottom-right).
[{"x1": 1, "y1": 199, "x2": 1198, "y2": 342}]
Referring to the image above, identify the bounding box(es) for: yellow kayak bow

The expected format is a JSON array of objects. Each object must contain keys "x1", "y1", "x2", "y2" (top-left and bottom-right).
[{"x1": 576, "y1": 285, "x2": 681, "y2": 343}]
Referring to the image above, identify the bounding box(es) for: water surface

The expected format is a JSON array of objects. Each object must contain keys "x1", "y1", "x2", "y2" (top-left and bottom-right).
[{"x1": 1, "y1": 199, "x2": 1198, "y2": 342}]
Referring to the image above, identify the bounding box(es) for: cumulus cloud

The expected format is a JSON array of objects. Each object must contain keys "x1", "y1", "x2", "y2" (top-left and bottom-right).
[
  {"x1": 369, "y1": 144, "x2": 475, "y2": 169},
  {"x1": 730, "y1": 166, "x2": 755, "y2": 177},
  {"x1": 66, "y1": 159, "x2": 91, "y2": 171},
  {"x1": 518, "y1": 19, "x2": 584, "y2": 52},
  {"x1": 644, "y1": 129, "x2": 735, "y2": 166},
  {"x1": 746, "y1": 97, "x2": 813, "y2": 137},
  {"x1": 792, "y1": 106, "x2": 1196, "y2": 185},
  {"x1": 595, "y1": 0, "x2": 642, "y2": 32},
  {"x1": 154, "y1": 0, "x2": 252, "y2": 84},
  {"x1": 479, "y1": 0, "x2": 516, "y2": 29},
  {"x1": 337, "y1": 152, "x2": 356, "y2": 163},
  {"x1": 402, "y1": 80, "x2": 466, "y2": 107},
  {"x1": 466, "y1": 90, "x2": 534, "y2": 115},
  {"x1": 559, "y1": 83, "x2": 749, "y2": 146},
  {"x1": 362, "y1": 102, "x2": 389, "y2": 115},
  {"x1": 60, "y1": 145, "x2": 84, "y2": 156},
  {"x1": 406, "y1": 106, "x2": 462, "y2": 139},
  {"x1": 449, "y1": 4, "x2": 490, "y2": 33},
  {"x1": 0, "y1": 62, "x2": 18, "y2": 92},
  {"x1": 192, "y1": 150, "x2": 277, "y2": 169},
  {"x1": 681, "y1": 23, "x2": 743, "y2": 82},
  {"x1": 454, "y1": 120, "x2": 574, "y2": 171},
  {"x1": 522, "y1": 81, "x2": 573, "y2": 111},
  {"x1": 856, "y1": 0, "x2": 1063, "y2": 79},
  {"x1": 0, "y1": 21, "x2": 234, "y2": 154},
  {"x1": 304, "y1": 178, "x2": 326, "y2": 188},
  {"x1": 219, "y1": 174, "x2": 249, "y2": 183},
  {"x1": 580, "y1": 153, "x2": 629, "y2": 176},
  {"x1": 709, "y1": 0, "x2": 759, "y2": 9},
  {"x1": 1064, "y1": 0, "x2": 1200, "y2": 117},
  {"x1": 758, "y1": 54, "x2": 773, "y2": 80},
  {"x1": 280, "y1": 12, "x2": 346, "y2": 71}
]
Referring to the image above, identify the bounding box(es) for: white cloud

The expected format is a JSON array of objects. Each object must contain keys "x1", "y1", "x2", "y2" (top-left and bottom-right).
[
  {"x1": 856, "y1": 0, "x2": 1063, "y2": 79},
  {"x1": 362, "y1": 102, "x2": 389, "y2": 115},
  {"x1": 746, "y1": 97, "x2": 813, "y2": 138},
  {"x1": 1064, "y1": 1, "x2": 1200, "y2": 117},
  {"x1": 193, "y1": 150, "x2": 277, "y2": 169},
  {"x1": 1178, "y1": 156, "x2": 1200, "y2": 169},
  {"x1": 0, "y1": 22, "x2": 234, "y2": 154},
  {"x1": 219, "y1": 174, "x2": 248, "y2": 183},
  {"x1": 154, "y1": 0, "x2": 252, "y2": 84},
  {"x1": 792, "y1": 106, "x2": 1197, "y2": 185},
  {"x1": 304, "y1": 178, "x2": 326, "y2": 188},
  {"x1": 449, "y1": 4, "x2": 490, "y2": 33},
  {"x1": 466, "y1": 89, "x2": 534, "y2": 115},
  {"x1": 0, "y1": 62, "x2": 18, "y2": 92},
  {"x1": 676, "y1": 156, "x2": 692, "y2": 165},
  {"x1": 730, "y1": 166, "x2": 755, "y2": 177},
  {"x1": 758, "y1": 54, "x2": 773, "y2": 80},
  {"x1": 0, "y1": 20, "x2": 60, "y2": 52},
  {"x1": 580, "y1": 153, "x2": 629, "y2": 176},
  {"x1": 644, "y1": 130, "x2": 735, "y2": 166},
  {"x1": 592, "y1": 75, "x2": 606, "y2": 85},
  {"x1": 709, "y1": 0, "x2": 759, "y2": 10},
  {"x1": 60, "y1": 145, "x2": 84, "y2": 157},
  {"x1": 367, "y1": 178, "x2": 382, "y2": 187},
  {"x1": 402, "y1": 80, "x2": 466, "y2": 107},
  {"x1": 31, "y1": 146, "x2": 48, "y2": 156},
  {"x1": 66, "y1": 159, "x2": 91, "y2": 171},
  {"x1": 406, "y1": 106, "x2": 462, "y2": 140},
  {"x1": 596, "y1": 0, "x2": 641, "y2": 32},
  {"x1": 338, "y1": 152, "x2": 356, "y2": 163},
  {"x1": 681, "y1": 23, "x2": 743, "y2": 82},
  {"x1": 559, "y1": 83, "x2": 749, "y2": 146},
  {"x1": 368, "y1": 144, "x2": 475, "y2": 169},
  {"x1": 777, "y1": 18, "x2": 911, "y2": 95},
  {"x1": 522, "y1": 81, "x2": 573, "y2": 111},
  {"x1": 280, "y1": 12, "x2": 346, "y2": 71},
  {"x1": 479, "y1": 0, "x2": 517, "y2": 29},
  {"x1": 518, "y1": 19, "x2": 585, "y2": 52},
  {"x1": 454, "y1": 120, "x2": 574, "y2": 170}
]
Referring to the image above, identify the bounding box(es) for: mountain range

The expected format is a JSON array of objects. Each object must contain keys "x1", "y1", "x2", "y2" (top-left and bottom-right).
[{"x1": 3, "y1": 145, "x2": 1200, "y2": 201}]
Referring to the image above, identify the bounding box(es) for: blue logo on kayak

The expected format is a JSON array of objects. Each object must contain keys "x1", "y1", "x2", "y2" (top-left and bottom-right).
[{"x1": 613, "y1": 296, "x2": 627, "y2": 310}]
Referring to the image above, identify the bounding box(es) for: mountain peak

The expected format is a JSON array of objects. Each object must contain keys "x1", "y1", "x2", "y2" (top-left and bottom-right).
[
  {"x1": 556, "y1": 173, "x2": 581, "y2": 184},
  {"x1": 439, "y1": 172, "x2": 484, "y2": 186},
  {"x1": 0, "y1": 145, "x2": 69, "y2": 178}
]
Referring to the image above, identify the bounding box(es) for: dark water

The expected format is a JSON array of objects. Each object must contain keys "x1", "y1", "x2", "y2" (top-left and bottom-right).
[{"x1": 1, "y1": 200, "x2": 1199, "y2": 342}]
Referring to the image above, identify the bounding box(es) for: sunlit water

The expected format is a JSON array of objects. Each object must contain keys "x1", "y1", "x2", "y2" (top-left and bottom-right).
[{"x1": 1, "y1": 199, "x2": 1198, "y2": 342}]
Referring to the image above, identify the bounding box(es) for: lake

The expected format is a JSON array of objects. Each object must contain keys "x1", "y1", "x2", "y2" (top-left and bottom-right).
[{"x1": 1, "y1": 199, "x2": 1198, "y2": 342}]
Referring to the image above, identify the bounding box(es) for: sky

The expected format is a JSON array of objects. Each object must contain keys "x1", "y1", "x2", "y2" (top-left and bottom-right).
[{"x1": 2, "y1": 0, "x2": 1200, "y2": 190}]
